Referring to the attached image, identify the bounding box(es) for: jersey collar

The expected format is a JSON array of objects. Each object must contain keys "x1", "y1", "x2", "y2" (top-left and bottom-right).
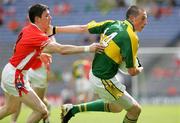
[{"x1": 124, "y1": 20, "x2": 135, "y2": 32}]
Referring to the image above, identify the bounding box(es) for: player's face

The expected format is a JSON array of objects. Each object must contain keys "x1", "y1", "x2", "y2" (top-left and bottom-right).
[
  {"x1": 39, "y1": 9, "x2": 52, "y2": 32},
  {"x1": 133, "y1": 10, "x2": 148, "y2": 32}
]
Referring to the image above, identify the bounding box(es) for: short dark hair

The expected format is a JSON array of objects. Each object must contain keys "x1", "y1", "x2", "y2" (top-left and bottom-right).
[
  {"x1": 28, "y1": 3, "x2": 49, "y2": 23},
  {"x1": 126, "y1": 5, "x2": 142, "y2": 19}
]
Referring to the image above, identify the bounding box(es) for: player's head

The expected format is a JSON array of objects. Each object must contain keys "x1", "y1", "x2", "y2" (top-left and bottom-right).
[
  {"x1": 28, "y1": 4, "x2": 52, "y2": 31},
  {"x1": 126, "y1": 5, "x2": 148, "y2": 32}
]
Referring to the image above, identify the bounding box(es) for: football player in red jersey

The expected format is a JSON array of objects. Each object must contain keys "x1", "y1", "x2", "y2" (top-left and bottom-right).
[{"x1": 0, "y1": 3, "x2": 104, "y2": 123}]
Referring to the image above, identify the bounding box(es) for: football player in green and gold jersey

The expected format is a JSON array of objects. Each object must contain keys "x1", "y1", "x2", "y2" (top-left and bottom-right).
[{"x1": 51, "y1": 5, "x2": 147, "y2": 123}]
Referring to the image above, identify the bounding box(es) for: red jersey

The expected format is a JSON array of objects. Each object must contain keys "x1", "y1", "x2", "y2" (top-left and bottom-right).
[
  {"x1": 31, "y1": 58, "x2": 42, "y2": 70},
  {"x1": 9, "y1": 23, "x2": 49, "y2": 70}
]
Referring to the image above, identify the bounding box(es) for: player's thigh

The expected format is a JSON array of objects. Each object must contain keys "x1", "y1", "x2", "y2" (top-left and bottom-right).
[
  {"x1": 89, "y1": 71, "x2": 137, "y2": 110},
  {"x1": 89, "y1": 71, "x2": 125, "y2": 102},
  {"x1": 33, "y1": 87, "x2": 47, "y2": 100},
  {"x1": 1, "y1": 63, "x2": 31, "y2": 96},
  {"x1": 114, "y1": 91, "x2": 139, "y2": 110},
  {"x1": 4, "y1": 92, "x2": 21, "y2": 112},
  {"x1": 20, "y1": 89, "x2": 47, "y2": 113}
]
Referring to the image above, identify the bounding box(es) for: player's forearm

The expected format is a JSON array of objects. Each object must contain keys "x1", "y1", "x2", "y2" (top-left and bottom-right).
[
  {"x1": 43, "y1": 42, "x2": 91, "y2": 55},
  {"x1": 56, "y1": 44, "x2": 91, "y2": 55},
  {"x1": 55, "y1": 25, "x2": 89, "y2": 34}
]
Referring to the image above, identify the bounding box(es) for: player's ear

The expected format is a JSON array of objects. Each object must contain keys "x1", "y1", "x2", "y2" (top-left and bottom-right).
[
  {"x1": 129, "y1": 15, "x2": 136, "y2": 23},
  {"x1": 34, "y1": 16, "x2": 40, "y2": 23}
]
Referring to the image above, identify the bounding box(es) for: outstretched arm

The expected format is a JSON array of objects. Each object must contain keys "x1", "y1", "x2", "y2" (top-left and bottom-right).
[
  {"x1": 56, "y1": 25, "x2": 89, "y2": 33},
  {"x1": 43, "y1": 41, "x2": 104, "y2": 55},
  {"x1": 47, "y1": 25, "x2": 89, "y2": 34}
]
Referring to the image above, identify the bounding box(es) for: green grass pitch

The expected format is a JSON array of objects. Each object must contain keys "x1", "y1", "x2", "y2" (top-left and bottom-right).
[{"x1": 1, "y1": 104, "x2": 180, "y2": 123}]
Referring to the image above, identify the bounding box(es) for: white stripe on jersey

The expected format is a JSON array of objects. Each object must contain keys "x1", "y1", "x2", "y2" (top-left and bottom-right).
[{"x1": 16, "y1": 50, "x2": 36, "y2": 70}]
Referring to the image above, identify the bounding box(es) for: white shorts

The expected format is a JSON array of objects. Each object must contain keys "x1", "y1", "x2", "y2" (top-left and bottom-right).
[
  {"x1": 28, "y1": 64, "x2": 48, "y2": 88},
  {"x1": 89, "y1": 70, "x2": 137, "y2": 109},
  {"x1": 1, "y1": 63, "x2": 32, "y2": 97}
]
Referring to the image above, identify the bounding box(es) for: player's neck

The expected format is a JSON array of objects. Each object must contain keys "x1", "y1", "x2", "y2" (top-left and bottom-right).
[{"x1": 35, "y1": 23, "x2": 46, "y2": 33}]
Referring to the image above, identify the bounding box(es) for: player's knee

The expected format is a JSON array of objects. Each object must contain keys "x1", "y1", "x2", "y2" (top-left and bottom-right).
[
  {"x1": 41, "y1": 109, "x2": 49, "y2": 119},
  {"x1": 41, "y1": 106, "x2": 49, "y2": 118},
  {"x1": 128, "y1": 104, "x2": 141, "y2": 117}
]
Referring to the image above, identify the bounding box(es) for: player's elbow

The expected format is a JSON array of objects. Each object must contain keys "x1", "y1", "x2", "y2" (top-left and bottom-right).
[{"x1": 59, "y1": 51, "x2": 68, "y2": 55}]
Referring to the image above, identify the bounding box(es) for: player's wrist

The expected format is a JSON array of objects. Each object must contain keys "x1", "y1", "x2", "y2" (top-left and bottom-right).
[
  {"x1": 52, "y1": 26, "x2": 56, "y2": 35},
  {"x1": 84, "y1": 46, "x2": 90, "y2": 52}
]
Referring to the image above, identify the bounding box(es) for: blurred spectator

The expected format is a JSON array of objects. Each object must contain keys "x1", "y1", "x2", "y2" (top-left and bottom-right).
[
  {"x1": 23, "y1": 16, "x2": 30, "y2": 26},
  {"x1": 84, "y1": 3, "x2": 94, "y2": 12},
  {"x1": 53, "y1": 1, "x2": 71, "y2": 16},
  {"x1": 72, "y1": 58, "x2": 93, "y2": 103},
  {"x1": 61, "y1": 84, "x2": 75, "y2": 104},
  {"x1": 0, "y1": 0, "x2": 3, "y2": 4},
  {"x1": 0, "y1": 6, "x2": 4, "y2": 26},
  {"x1": 3, "y1": 0, "x2": 15, "y2": 5},
  {"x1": 6, "y1": 5, "x2": 16, "y2": 16},
  {"x1": 116, "y1": 0, "x2": 126, "y2": 7},
  {"x1": 137, "y1": 0, "x2": 176, "y2": 19},
  {"x1": 124, "y1": 0, "x2": 136, "y2": 6},
  {"x1": 173, "y1": 41, "x2": 180, "y2": 77},
  {"x1": 7, "y1": 18, "x2": 21, "y2": 33},
  {"x1": 169, "y1": 0, "x2": 177, "y2": 6},
  {"x1": 96, "y1": 0, "x2": 117, "y2": 14}
]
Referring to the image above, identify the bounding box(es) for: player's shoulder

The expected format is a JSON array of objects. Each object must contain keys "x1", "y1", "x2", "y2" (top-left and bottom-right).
[
  {"x1": 89, "y1": 20, "x2": 115, "y2": 27},
  {"x1": 102, "y1": 20, "x2": 117, "y2": 26},
  {"x1": 22, "y1": 23, "x2": 42, "y2": 34},
  {"x1": 22, "y1": 24, "x2": 48, "y2": 39},
  {"x1": 103, "y1": 20, "x2": 115, "y2": 23}
]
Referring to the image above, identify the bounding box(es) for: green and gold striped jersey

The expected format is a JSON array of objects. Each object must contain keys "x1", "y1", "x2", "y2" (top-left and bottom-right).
[{"x1": 88, "y1": 20, "x2": 139, "y2": 79}]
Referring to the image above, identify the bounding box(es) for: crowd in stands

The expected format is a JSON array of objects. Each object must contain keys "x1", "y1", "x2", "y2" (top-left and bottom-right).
[{"x1": 0, "y1": 0, "x2": 179, "y2": 35}]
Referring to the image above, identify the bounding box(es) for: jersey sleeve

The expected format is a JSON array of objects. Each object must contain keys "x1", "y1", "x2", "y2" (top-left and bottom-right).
[
  {"x1": 125, "y1": 47, "x2": 138, "y2": 68},
  {"x1": 87, "y1": 20, "x2": 114, "y2": 34},
  {"x1": 120, "y1": 32, "x2": 139, "y2": 68}
]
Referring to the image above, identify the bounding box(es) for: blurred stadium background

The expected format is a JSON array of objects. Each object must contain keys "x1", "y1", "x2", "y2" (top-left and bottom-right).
[{"x1": 0, "y1": 0, "x2": 180, "y2": 122}]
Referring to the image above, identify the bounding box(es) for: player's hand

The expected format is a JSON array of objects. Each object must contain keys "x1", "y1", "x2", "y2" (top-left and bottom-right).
[
  {"x1": 128, "y1": 66, "x2": 143, "y2": 76},
  {"x1": 40, "y1": 53, "x2": 52, "y2": 65},
  {"x1": 89, "y1": 43, "x2": 105, "y2": 53},
  {"x1": 46, "y1": 25, "x2": 53, "y2": 35},
  {"x1": 137, "y1": 66, "x2": 143, "y2": 73}
]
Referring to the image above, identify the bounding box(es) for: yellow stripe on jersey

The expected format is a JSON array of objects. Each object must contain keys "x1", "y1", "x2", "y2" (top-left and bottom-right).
[
  {"x1": 101, "y1": 79, "x2": 123, "y2": 100},
  {"x1": 87, "y1": 20, "x2": 114, "y2": 30},
  {"x1": 125, "y1": 22, "x2": 139, "y2": 65},
  {"x1": 100, "y1": 34, "x2": 123, "y2": 64},
  {"x1": 78, "y1": 105, "x2": 82, "y2": 112},
  {"x1": 84, "y1": 104, "x2": 87, "y2": 111},
  {"x1": 124, "y1": 20, "x2": 134, "y2": 31}
]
